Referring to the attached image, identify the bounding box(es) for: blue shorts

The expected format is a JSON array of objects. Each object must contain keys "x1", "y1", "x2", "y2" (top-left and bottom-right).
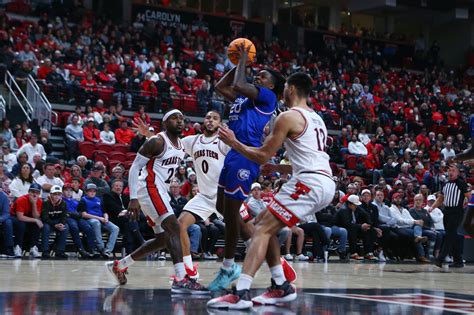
[
  {"x1": 218, "y1": 149, "x2": 260, "y2": 201},
  {"x1": 470, "y1": 114, "x2": 474, "y2": 137}
]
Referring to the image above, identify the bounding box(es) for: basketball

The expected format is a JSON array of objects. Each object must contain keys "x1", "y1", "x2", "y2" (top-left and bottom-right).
[{"x1": 227, "y1": 38, "x2": 256, "y2": 65}]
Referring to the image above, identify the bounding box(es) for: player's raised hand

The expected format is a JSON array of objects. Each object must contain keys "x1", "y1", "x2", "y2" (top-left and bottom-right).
[
  {"x1": 128, "y1": 199, "x2": 141, "y2": 220},
  {"x1": 132, "y1": 117, "x2": 153, "y2": 137},
  {"x1": 218, "y1": 124, "x2": 236, "y2": 146},
  {"x1": 237, "y1": 41, "x2": 251, "y2": 61}
]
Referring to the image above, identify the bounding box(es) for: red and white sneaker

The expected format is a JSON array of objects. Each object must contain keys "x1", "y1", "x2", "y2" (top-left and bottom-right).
[
  {"x1": 171, "y1": 275, "x2": 209, "y2": 295},
  {"x1": 105, "y1": 260, "x2": 128, "y2": 285},
  {"x1": 185, "y1": 263, "x2": 200, "y2": 279},
  {"x1": 280, "y1": 257, "x2": 297, "y2": 283},
  {"x1": 252, "y1": 279, "x2": 297, "y2": 305},
  {"x1": 170, "y1": 263, "x2": 200, "y2": 281},
  {"x1": 207, "y1": 288, "x2": 253, "y2": 310}
]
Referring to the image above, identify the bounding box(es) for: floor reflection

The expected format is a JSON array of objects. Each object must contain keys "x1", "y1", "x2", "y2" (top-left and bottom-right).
[{"x1": 0, "y1": 288, "x2": 472, "y2": 314}]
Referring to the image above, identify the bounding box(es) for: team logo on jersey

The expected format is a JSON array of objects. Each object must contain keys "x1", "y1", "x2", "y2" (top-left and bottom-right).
[{"x1": 237, "y1": 168, "x2": 250, "y2": 181}]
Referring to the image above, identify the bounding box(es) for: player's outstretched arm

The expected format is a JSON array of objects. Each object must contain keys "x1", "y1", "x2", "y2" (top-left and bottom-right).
[
  {"x1": 219, "y1": 113, "x2": 292, "y2": 164},
  {"x1": 128, "y1": 136, "x2": 165, "y2": 219},
  {"x1": 232, "y1": 43, "x2": 259, "y2": 100},
  {"x1": 453, "y1": 143, "x2": 474, "y2": 163},
  {"x1": 215, "y1": 67, "x2": 237, "y2": 101}
]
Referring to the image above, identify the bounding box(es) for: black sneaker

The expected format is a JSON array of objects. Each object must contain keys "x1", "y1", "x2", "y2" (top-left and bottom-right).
[
  {"x1": 42, "y1": 252, "x2": 51, "y2": 259},
  {"x1": 207, "y1": 287, "x2": 252, "y2": 309},
  {"x1": 92, "y1": 251, "x2": 102, "y2": 259},
  {"x1": 55, "y1": 252, "x2": 68, "y2": 259},
  {"x1": 4, "y1": 247, "x2": 15, "y2": 258},
  {"x1": 78, "y1": 249, "x2": 92, "y2": 258},
  {"x1": 171, "y1": 275, "x2": 209, "y2": 295},
  {"x1": 101, "y1": 250, "x2": 113, "y2": 259},
  {"x1": 252, "y1": 279, "x2": 297, "y2": 305},
  {"x1": 449, "y1": 262, "x2": 465, "y2": 268},
  {"x1": 338, "y1": 251, "x2": 349, "y2": 262}
]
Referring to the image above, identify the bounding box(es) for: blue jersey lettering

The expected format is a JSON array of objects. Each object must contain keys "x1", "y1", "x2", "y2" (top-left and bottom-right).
[{"x1": 228, "y1": 87, "x2": 277, "y2": 147}]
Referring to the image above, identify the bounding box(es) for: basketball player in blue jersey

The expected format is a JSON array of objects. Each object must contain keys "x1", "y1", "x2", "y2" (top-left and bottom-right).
[
  {"x1": 208, "y1": 43, "x2": 285, "y2": 291},
  {"x1": 453, "y1": 113, "x2": 474, "y2": 237}
]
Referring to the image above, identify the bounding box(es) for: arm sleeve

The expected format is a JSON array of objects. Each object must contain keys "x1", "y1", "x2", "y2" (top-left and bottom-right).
[
  {"x1": 458, "y1": 180, "x2": 468, "y2": 195},
  {"x1": 129, "y1": 153, "x2": 150, "y2": 199},
  {"x1": 255, "y1": 87, "x2": 277, "y2": 113},
  {"x1": 41, "y1": 203, "x2": 51, "y2": 225},
  {"x1": 429, "y1": 208, "x2": 444, "y2": 223},
  {"x1": 40, "y1": 145, "x2": 46, "y2": 159},
  {"x1": 60, "y1": 203, "x2": 68, "y2": 224}
]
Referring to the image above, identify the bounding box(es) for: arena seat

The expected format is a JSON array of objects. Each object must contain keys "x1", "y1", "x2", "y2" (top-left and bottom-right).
[
  {"x1": 78, "y1": 142, "x2": 96, "y2": 159},
  {"x1": 96, "y1": 143, "x2": 114, "y2": 153},
  {"x1": 112, "y1": 144, "x2": 130, "y2": 154}
]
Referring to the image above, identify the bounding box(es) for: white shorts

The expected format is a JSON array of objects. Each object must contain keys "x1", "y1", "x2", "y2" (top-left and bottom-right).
[
  {"x1": 267, "y1": 172, "x2": 336, "y2": 227},
  {"x1": 183, "y1": 193, "x2": 219, "y2": 221},
  {"x1": 137, "y1": 182, "x2": 175, "y2": 234}
]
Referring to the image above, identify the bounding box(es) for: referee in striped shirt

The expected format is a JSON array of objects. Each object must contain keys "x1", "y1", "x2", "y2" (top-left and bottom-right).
[{"x1": 429, "y1": 163, "x2": 470, "y2": 268}]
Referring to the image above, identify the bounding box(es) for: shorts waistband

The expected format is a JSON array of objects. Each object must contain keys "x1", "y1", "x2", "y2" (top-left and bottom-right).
[{"x1": 299, "y1": 170, "x2": 334, "y2": 180}]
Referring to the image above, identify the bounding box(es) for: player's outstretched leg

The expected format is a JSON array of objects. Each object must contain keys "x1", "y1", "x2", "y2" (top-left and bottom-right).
[
  {"x1": 207, "y1": 195, "x2": 242, "y2": 292},
  {"x1": 161, "y1": 215, "x2": 208, "y2": 295},
  {"x1": 106, "y1": 233, "x2": 168, "y2": 285}
]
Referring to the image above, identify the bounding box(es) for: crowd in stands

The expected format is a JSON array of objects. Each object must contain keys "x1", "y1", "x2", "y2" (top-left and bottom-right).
[{"x1": 0, "y1": 4, "x2": 472, "y2": 263}]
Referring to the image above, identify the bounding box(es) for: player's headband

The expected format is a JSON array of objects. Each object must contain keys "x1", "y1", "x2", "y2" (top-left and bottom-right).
[{"x1": 162, "y1": 109, "x2": 183, "y2": 122}]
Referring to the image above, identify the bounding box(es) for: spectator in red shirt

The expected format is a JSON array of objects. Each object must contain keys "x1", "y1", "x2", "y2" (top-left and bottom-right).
[
  {"x1": 141, "y1": 73, "x2": 158, "y2": 99},
  {"x1": 180, "y1": 171, "x2": 197, "y2": 197},
  {"x1": 182, "y1": 118, "x2": 196, "y2": 137},
  {"x1": 415, "y1": 129, "x2": 430, "y2": 149},
  {"x1": 115, "y1": 120, "x2": 135, "y2": 145},
  {"x1": 37, "y1": 58, "x2": 53, "y2": 80},
  {"x1": 446, "y1": 110, "x2": 459, "y2": 126},
  {"x1": 80, "y1": 73, "x2": 98, "y2": 96},
  {"x1": 94, "y1": 99, "x2": 107, "y2": 114},
  {"x1": 133, "y1": 105, "x2": 151, "y2": 125},
  {"x1": 260, "y1": 180, "x2": 274, "y2": 204},
  {"x1": 10, "y1": 183, "x2": 43, "y2": 258},
  {"x1": 83, "y1": 117, "x2": 101, "y2": 143}
]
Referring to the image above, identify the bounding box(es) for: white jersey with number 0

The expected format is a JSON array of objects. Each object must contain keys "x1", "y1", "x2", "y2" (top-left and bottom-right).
[
  {"x1": 284, "y1": 108, "x2": 332, "y2": 175},
  {"x1": 182, "y1": 134, "x2": 230, "y2": 197}
]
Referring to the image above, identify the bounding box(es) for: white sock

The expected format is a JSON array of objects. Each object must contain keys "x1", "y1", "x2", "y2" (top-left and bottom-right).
[
  {"x1": 236, "y1": 273, "x2": 253, "y2": 291},
  {"x1": 270, "y1": 264, "x2": 285, "y2": 285},
  {"x1": 183, "y1": 255, "x2": 193, "y2": 269},
  {"x1": 118, "y1": 255, "x2": 135, "y2": 270},
  {"x1": 222, "y1": 258, "x2": 235, "y2": 270},
  {"x1": 244, "y1": 239, "x2": 252, "y2": 248},
  {"x1": 174, "y1": 263, "x2": 186, "y2": 281}
]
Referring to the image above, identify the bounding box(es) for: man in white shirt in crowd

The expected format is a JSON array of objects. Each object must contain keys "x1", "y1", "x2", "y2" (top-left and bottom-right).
[
  {"x1": 440, "y1": 142, "x2": 455, "y2": 160},
  {"x1": 1, "y1": 144, "x2": 17, "y2": 173},
  {"x1": 16, "y1": 134, "x2": 47, "y2": 164},
  {"x1": 348, "y1": 134, "x2": 368, "y2": 156},
  {"x1": 389, "y1": 193, "x2": 430, "y2": 263},
  {"x1": 35, "y1": 163, "x2": 64, "y2": 199}
]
